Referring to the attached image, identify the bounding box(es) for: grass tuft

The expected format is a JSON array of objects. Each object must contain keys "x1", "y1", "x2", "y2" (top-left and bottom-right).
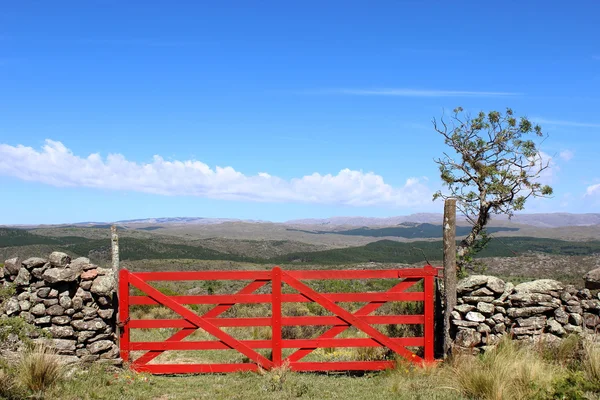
[{"x1": 16, "y1": 343, "x2": 64, "y2": 397}]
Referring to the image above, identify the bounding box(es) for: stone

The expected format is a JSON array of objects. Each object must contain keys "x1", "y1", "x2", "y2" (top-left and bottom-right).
[
  {"x1": 584, "y1": 268, "x2": 600, "y2": 290},
  {"x1": 51, "y1": 316, "x2": 70, "y2": 325},
  {"x1": 72, "y1": 312, "x2": 84, "y2": 319},
  {"x1": 509, "y1": 293, "x2": 554, "y2": 306},
  {"x1": 497, "y1": 282, "x2": 515, "y2": 302},
  {"x1": 566, "y1": 305, "x2": 583, "y2": 314},
  {"x1": 451, "y1": 311, "x2": 462, "y2": 320},
  {"x1": 80, "y1": 281, "x2": 93, "y2": 290},
  {"x1": 465, "y1": 312, "x2": 486, "y2": 322},
  {"x1": 462, "y1": 296, "x2": 495, "y2": 304},
  {"x1": 30, "y1": 303, "x2": 46, "y2": 316},
  {"x1": 48, "y1": 288, "x2": 59, "y2": 298},
  {"x1": 554, "y1": 308, "x2": 569, "y2": 324},
  {"x1": 91, "y1": 275, "x2": 115, "y2": 296},
  {"x1": 96, "y1": 268, "x2": 113, "y2": 276},
  {"x1": 22, "y1": 257, "x2": 47, "y2": 269},
  {"x1": 88, "y1": 340, "x2": 115, "y2": 355},
  {"x1": 455, "y1": 329, "x2": 482, "y2": 347},
  {"x1": 17, "y1": 292, "x2": 30, "y2": 301},
  {"x1": 454, "y1": 304, "x2": 475, "y2": 313},
  {"x1": 19, "y1": 311, "x2": 35, "y2": 324},
  {"x1": 493, "y1": 323, "x2": 506, "y2": 334},
  {"x1": 476, "y1": 302, "x2": 495, "y2": 315},
  {"x1": 4, "y1": 298, "x2": 20, "y2": 315},
  {"x1": 43, "y1": 298, "x2": 59, "y2": 307},
  {"x1": 69, "y1": 257, "x2": 91, "y2": 272},
  {"x1": 77, "y1": 331, "x2": 96, "y2": 343},
  {"x1": 81, "y1": 269, "x2": 98, "y2": 280},
  {"x1": 453, "y1": 320, "x2": 480, "y2": 328},
  {"x1": 495, "y1": 306, "x2": 507, "y2": 315},
  {"x1": 48, "y1": 325, "x2": 75, "y2": 338},
  {"x1": 35, "y1": 316, "x2": 51, "y2": 324},
  {"x1": 76, "y1": 348, "x2": 91, "y2": 357},
  {"x1": 564, "y1": 324, "x2": 583, "y2": 334},
  {"x1": 80, "y1": 355, "x2": 100, "y2": 363},
  {"x1": 3, "y1": 257, "x2": 21, "y2": 275},
  {"x1": 42, "y1": 267, "x2": 79, "y2": 284},
  {"x1": 560, "y1": 292, "x2": 572, "y2": 303},
  {"x1": 75, "y1": 287, "x2": 92, "y2": 301},
  {"x1": 578, "y1": 289, "x2": 593, "y2": 300},
  {"x1": 477, "y1": 324, "x2": 492, "y2": 334},
  {"x1": 65, "y1": 308, "x2": 75, "y2": 316},
  {"x1": 82, "y1": 307, "x2": 98, "y2": 320},
  {"x1": 71, "y1": 318, "x2": 107, "y2": 331},
  {"x1": 471, "y1": 287, "x2": 494, "y2": 296},
  {"x1": 72, "y1": 297, "x2": 84, "y2": 310},
  {"x1": 31, "y1": 263, "x2": 49, "y2": 279},
  {"x1": 492, "y1": 313, "x2": 505, "y2": 323},
  {"x1": 583, "y1": 300, "x2": 600, "y2": 311},
  {"x1": 96, "y1": 296, "x2": 111, "y2": 307},
  {"x1": 98, "y1": 308, "x2": 114, "y2": 319},
  {"x1": 507, "y1": 306, "x2": 553, "y2": 318},
  {"x1": 99, "y1": 345, "x2": 119, "y2": 359},
  {"x1": 514, "y1": 279, "x2": 564, "y2": 294},
  {"x1": 18, "y1": 300, "x2": 31, "y2": 311},
  {"x1": 517, "y1": 316, "x2": 546, "y2": 329},
  {"x1": 584, "y1": 313, "x2": 600, "y2": 329},
  {"x1": 49, "y1": 251, "x2": 71, "y2": 267},
  {"x1": 486, "y1": 277, "x2": 506, "y2": 294},
  {"x1": 14, "y1": 268, "x2": 31, "y2": 286},
  {"x1": 35, "y1": 338, "x2": 76, "y2": 355},
  {"x1": 37, "y1": 287, "x2": 51, "y2": 298},
  {"x1": 547, "y1": 319, "x2": 566, "y2": 336},
  {"x1": 512, "y1": 325, "x2": 542, "y2": 335},
  {"x1": 457, "y1": 275, "x2": 490, "y2": 293},
  {"x1": 88, "y1": 333, "x2": 113, "y2": 343},
  {"x1": 570, "y1": 313, "x2": 583, "y2": 326},
  {"x1": 59, "y1": 296, "x2": 72, "y2": 309}
]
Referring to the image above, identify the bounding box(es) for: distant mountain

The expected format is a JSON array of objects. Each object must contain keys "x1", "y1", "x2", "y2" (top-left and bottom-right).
[{"x1": 286, "y1": 213, "x2": 444, "y2": 227}]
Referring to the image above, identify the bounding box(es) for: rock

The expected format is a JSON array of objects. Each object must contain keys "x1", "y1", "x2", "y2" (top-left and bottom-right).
[
  {"x1": 560, "y1": 292, "x2": 572, "y2": 303},
  {"x1": 75, "y1": 287, "x2": 92, "y2": 301},
  {"x1": 471, "y1": 287, "x2": 494, "y2": 296},
  {"x1": 22, "y1": 257, "x2": 47, "y2": 269},
  {"x1": 457, "y1": 276, "x2": 490, "y2": 293},
  {"x1": 455, "y1": 329, "x2": 482, "y2": 347},
  {"x1": 578, "y1": 289, "x2": 593, "y2": 300},
  {"x1": 81, "y1": 269, "x2": 98, "y2": 280},
  {"x1": 512, "y1": 326, "x2": 542, "y2": 336},
  {"x1": 582, "y1": 300, "x2": 600, "y2": 311},
  {"x1": 13, "y1": 268, "x2": 31, "y2": 286},
  {"x1": 72, "y1": 297, "x2": 83, "y2": 310},
  {"x1": 77, "y1": 331, "x2": 96, "y2": 343},
  {"x1": 35, "y1": 338, "x2": 76, "y2": 354},
  {"x1": 35, "y1": 316, "x2": 51, "y2": 324},
  {"x1": 30, "y1": 303, "x2": 46, "y2": 316},
  {"x1": 20, "y1": 311, "x2": 35, "y2": 324},
  {"x1": 495, "y1": 306, "x2": 507, "y2": 315},
  {"x1": 3, "y1": 257, "x2": 21, "y2": 275},
  {"x1": 507, "y1": 306, "x2": 554, "y2": 318},
  {"x1": 477, "y1": 324, "x2": 492, "y2": 334},
  {"x1": 497, "y1": 282, "x2": 515, "y2": 302},
  {"x1": 59, "y1": 296, "x2": 72, "y2": 309},
  {"x1": 476, "y1": 302, "x2": 495, "y2": 315},
  {"x1": 48, "y1": 325, "x2": 75, "y2": 338},
  {"x1": 465, "y1": 312, "x2": 486, "y2": 322},
  {"x1": 493, "y1": 323, "x2": 506, "y2": 334},
  {"x1": 88, "y1": 333, "x2": 114, "y2": 343},
  {"x1": 517, "y1": 316, "x2": 546, "y2": 329},
  {"x1": 98, "y1": 309, "x2": 114, "y2": 319},
  {"x1": 509, "y1": 293, "x2": 554, "y2": 306},
  {"x1": 37, "y1": 287, "x2": 51, "y2": 298},
  {"x1": 69, "y1": 257, "x2": 91, "y2": 272},
  {"x1": 454, "y1": 304, "x2": 475, "y2": 313},
  {"x1": 566, "y1": 305, "x2": 583, "y2": 314},
  {"x1": 4, "y1": 298, "x2": 20, "y2": 315},
  {"x1": 514, "y1": 280, "x2": 564, "y2": 294},
  {"x1": 491, "y1": 313, "x2": 505, "y2": 323},
  {"x1": 71, "y1": 318, "x2": 107, "y2": 331},
  {"x1": 48, "y1": 288, "x2": 59, "y2": 298},
  {"x1": 584, "y1": 268, "x2": 600, "y2": 290},
  {"x1": 31, "y1": 264, "x2": 49, "y2": 279},
  {"x1": 43, "y1": 299, "x2": 59, "y2": 307},
  {"x1": 554, "y1": 308, "x2": 569, "y2": 324},
  {"x1": 18, "y1": 300, "x2": 31, "y2": 311},
  {"x1": 462, "y1": 296, "x2": 495, "y2": 304},
  {"x1": 96, "y1": 268, "x2": 113, "y2": 276},
  {"x1": 453, "y1": 320, "x2": 480, "y2": 328},
  {"x1": 547, "y1": 319, "x2": 566, "y2": 336},
  {"x1": 564, "y1": 324, "x2": 583, "y2": 334},
  {"x1": 80, "y1": 355, "x2": 100, "y2": 363},
  {"x1": 17, "y1": 292, "x2": 30, "y2": 301},
  {"x1": 570, "y1": 313, "x2": 583, "y2": 326},
  {"x1": 82, "y1": 307, "x2": 98, "y2": 320},
  {"x1": 42, "y1": 268, "x2": 79, "y2": 284},
  {"x1": 96, "y1": 296, "x2": 111, "y2": 307},
  {"x1": 88, "y1": 340, "x2": 115, "y2": 355},
  {"x1": 91, "y1": 275, "x2": 115, "y2": 296},
  {"x1": 486, "y1": 277, "x2": 506, "y2": 294},
  {"x1": 46, "y1": 305, "x2": 65, "y2": 316},
  {"x1": 99, "y1": 345, "x2": 120, "y2": 360},
  {"x1": 49, "y1": 252, "x2": 71, "y2": 267},
  {"x1": 65, "y1": 308, "x2": 75, "y2": 316},
  {"x1": 80, "y1": 281, "x2": 93, "y2": 290},
  {"x1": 584, "y1": 313, "x2": 600, "y2": 329},
  {"x1": 51, "y1": 316, "x2": 70, "y2": 325}
]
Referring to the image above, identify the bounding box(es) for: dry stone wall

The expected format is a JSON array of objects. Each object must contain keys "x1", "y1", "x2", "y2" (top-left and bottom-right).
[
  {"x1": 1, "y1": 252, "x2": 120, "y2": 364},
  {"x1": 451, "y1": 275, "x2": 600, "y2": 352}
]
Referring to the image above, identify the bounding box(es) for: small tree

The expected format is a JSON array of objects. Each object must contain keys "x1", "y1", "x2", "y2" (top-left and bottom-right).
[{"x1": 433, "y1": 107, "x2": 553, "y2": 270}]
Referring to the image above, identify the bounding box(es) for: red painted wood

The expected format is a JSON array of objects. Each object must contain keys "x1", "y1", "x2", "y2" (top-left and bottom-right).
[
  {"x1": 133, "y1": 363, "x2": 260, "y2": 374},
  {"x1": 286, "y1": 269, "x2": 438, "y2": 279},
  {"x1": 133, "y1": 271, "x2": 272, "y2": 281},
  {"x1": 281, "y1": 271, "x2": 424, "y2": 364},
  {"x1": 128, "y1": 314, "x2": 425, "y2": 329},
  {"x1": 129, "y1": 291, "x2": 424, "y2": 305},
  {"x1": 423, "y1": 268, "x2": 435, "y2": 362},
  {"x1": 127, "y1": 274, "x2": 274, "y2": 369},
  {"x1": 271, "y1": 267, "x2": 282, "y2": 367},
  {"x1": 118, "y1": 269, "x2": 130, "y2": 362},
  {"x1": 285, "y1": 277, "x2": 421, "y2": 363},
  {"x1": 289, "y1": 361, "x2": 395, "y2": 371}
]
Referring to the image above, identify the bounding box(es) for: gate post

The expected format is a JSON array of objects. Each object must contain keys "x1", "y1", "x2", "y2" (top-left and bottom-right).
[
  {"x1": 423, "y1": 266, "x2": 435, "y2": 363},
  {"x1": 271, "y1": 266, "x2": 282, "y2": 368},
  {"x1": 443, "y1": 198, "x2": 457, "y2": 358},
  {"x1": 118, "y1": 269, "x2": 130, "y2": 363}
]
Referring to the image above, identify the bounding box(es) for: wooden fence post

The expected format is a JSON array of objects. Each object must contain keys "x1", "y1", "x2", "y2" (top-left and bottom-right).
[
  {"x1": 111, "y1": 225, "x2": 121, "y2": 344},
  {"x1": 443, "y1": 198, "x2": 457, "y2": 357}
]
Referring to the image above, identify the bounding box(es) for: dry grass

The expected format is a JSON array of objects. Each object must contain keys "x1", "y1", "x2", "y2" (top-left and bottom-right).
[
  {"x1": 584, "y1": 340, "x2": 600, "y2": 383},
  {"x1": 16, "y1": 343, "x2": 64, "y2": 397}
]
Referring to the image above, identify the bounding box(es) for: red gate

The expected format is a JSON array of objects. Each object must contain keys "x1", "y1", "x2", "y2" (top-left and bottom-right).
[{"x1": 119, "y1": 266, "x2": 438, "y2": 374}]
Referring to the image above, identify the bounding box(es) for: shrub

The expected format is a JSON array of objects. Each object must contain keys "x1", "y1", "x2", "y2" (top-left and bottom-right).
[
  {"x1": 16, "y1": 343, "x2": 64, "y2": 397},
  {"x1": 259, "y1": 361, "x2": 291, "y2": 392}
]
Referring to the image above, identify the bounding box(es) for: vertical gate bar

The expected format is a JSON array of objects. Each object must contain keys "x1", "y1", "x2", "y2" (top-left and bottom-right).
[
  {"x1": 271, "y1": 266, "x2": 282, "y2": 368},
  {"x1": 423, "y1": 267, "x2": 435, "y2": 363},
  {"x1": 119, "y1": 269, "x2": 130, "y2": 363}
]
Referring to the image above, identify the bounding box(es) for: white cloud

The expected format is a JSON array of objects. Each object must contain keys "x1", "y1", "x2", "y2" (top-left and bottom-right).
[
  {"x1": 315, "y1": 88, "x2": 521, "y2": 97},
  {"x1": 586, "y1": 183, "x2": 600, "y2": 196},
  {"x1": 0, "y1": 140, "x2": 433, "y2": 207},
  {"x1": 559, "y1": 150, "x2": 574, "y2": 161},
  {"x1": 532, "y1": 117, "x2": 600, "y2": 129}
]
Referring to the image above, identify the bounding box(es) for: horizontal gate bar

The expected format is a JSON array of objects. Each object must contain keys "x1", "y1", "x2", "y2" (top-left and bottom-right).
[
  {"x1": 134, "y1": 363, "x2": 259, "y2": 374},
  {"x1": 129, "y1": 337, "x2": 425, "y2": 351},
  {"x1": 129, "y1": 268, "x2": 436, "y2": 282},
  {"x1": 289, "y1": 361, "x2": 395, "y2": 371},
  {"x1": 129, "y1": 314, "x2": 425, "y2": 328},
  {"x1": 130, "y1": 292, "x2": 425, "y2": 305}
]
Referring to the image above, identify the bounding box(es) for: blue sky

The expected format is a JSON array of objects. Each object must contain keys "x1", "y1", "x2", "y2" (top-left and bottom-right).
[{"x1": 1, "y1": 1, "x2": 599, "y2": 224}]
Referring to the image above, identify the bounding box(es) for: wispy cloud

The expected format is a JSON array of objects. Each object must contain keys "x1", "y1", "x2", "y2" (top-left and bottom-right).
[
  {"x1": 532, "y1": 117, "x2": 600, "y2": 129},
  {"x1": 0, "y1": 140, "x2": 433, "y2": 207},
  {"x1": 586, "y1": 183, "x2": 600, "y2": 197},
  {"x1": 559, "y1": 150, "x2": 575, "y2": 162},
  {"x1": 312, "y1": 88, "x2": 521, "y2": 97}
]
